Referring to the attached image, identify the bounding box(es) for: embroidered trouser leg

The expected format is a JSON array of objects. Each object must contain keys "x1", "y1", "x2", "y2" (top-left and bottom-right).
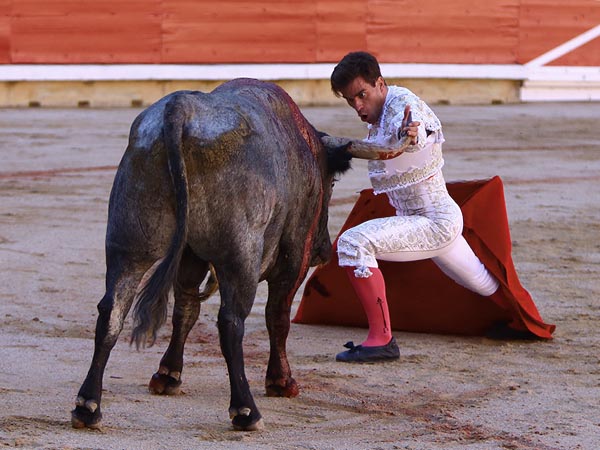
[{"x1": 337, "y1": 173, "x2": 498, "y2": 295}]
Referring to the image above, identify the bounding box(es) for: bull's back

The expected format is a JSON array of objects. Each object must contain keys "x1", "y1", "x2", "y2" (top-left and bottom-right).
[
  {"x1": 108, "y1": 82, "x2": 321, "y2": 260},
  {"x1": 128, "y1": 81, "x2": 317, "y2": 169},
  {"x1": 214, "y1": 79, "x2": 320, "y2": 156}
]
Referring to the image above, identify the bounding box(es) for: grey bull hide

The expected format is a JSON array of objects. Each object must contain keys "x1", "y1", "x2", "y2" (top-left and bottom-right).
[{"x1": 71, "y1": 78, "x2": 412, "y2": 431}]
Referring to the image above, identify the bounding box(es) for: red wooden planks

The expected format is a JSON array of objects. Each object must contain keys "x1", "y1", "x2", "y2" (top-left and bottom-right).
[
  {"x1": 0, "y1": 0, "x2": 10, "y2": 63},
  {"x1": 315, "y1": 0, "x2": 367, "y2": 62},
  {"x1": 518, "y1": 0, "x2": 600, "y2": 65},
  {"x1": 0, "y1": 0, "x2": 597, "y2": 66},
  {"x1": 161, "y1": 1, "x2": 317, "y2": 63},
  {"x1": 10, "y1": 1, "x2": 162, "y2": 63},
  {"x1": 366, "y1": 0, "x2": 520, "y2": 64}
]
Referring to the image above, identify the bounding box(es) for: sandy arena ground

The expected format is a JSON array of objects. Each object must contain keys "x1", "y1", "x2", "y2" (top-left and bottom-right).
[{"x1": 1, "y1": 100, "x2": 599, "y2": 450}]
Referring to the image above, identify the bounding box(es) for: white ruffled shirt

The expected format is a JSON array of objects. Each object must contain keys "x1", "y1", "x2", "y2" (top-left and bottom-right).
[{"x1": 366, "y1": 86, "x2": 445, "y2": 193}]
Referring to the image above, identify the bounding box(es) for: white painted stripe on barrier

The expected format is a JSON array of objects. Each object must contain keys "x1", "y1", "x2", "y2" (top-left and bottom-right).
[
  {"x1": 525, "y1": 24, "x2": 600, "y2": 67},
  {"x1": 2, "y1": 62, "x2": 598, "y2": 83},
  {"x1": 0, "y1": 63, "x2": 334, "y2": 81},
  {"x1": 0, "y1": 63, "x2": 527, "y2": 81},
  {"x1": 527, "y1": 66, "x2": 600, "y2": 82},
  {"x1": 381, "y1": 64, "x2": 527, "y2": 80}
]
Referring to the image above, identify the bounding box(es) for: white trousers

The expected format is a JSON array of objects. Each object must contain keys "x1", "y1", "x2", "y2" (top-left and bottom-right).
[{"x1": 337, "y1": 171, "x2": 499, "y2": 296}]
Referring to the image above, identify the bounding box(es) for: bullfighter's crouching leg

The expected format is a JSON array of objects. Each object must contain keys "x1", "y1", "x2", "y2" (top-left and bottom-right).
[
  {"x1": 216, "y1": 263, "x2": 264, "y2": 431},
  {"x1": 71, "y1": 259, "x2": 147, "y2": 429},
  {"x1": 149, "y1": 247, "x2": 209, "y2": 395}
]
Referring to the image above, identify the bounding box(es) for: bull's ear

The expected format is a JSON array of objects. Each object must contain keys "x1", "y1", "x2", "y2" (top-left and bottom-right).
[
  {"x1": 326, "y1": 141, "x2": 353, "y2": 175},
  {"x1": 317, "y1": 131, "x2": 352, "y2": 175}
]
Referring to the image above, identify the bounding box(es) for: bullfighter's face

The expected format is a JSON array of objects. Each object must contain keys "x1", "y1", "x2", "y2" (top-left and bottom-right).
[{"x1": 339, "y1": 76, "x2": 387, "y2": 125}]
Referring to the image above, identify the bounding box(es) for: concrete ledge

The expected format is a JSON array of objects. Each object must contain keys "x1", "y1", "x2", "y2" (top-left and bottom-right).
[
  {"x1": 2, "y1": 63, "x2": 599, "y2": 105},
  {"x1": 521, "y1": 80, "x2": 600, "y2": 102},
  {"x1": 0, "y1": 78, "x2": 521, "y2": 108}
]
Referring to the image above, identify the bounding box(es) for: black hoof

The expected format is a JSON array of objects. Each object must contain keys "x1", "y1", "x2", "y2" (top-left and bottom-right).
[
  {"x1": 71, "y1": 406, "x2": 102, "y2": 429},
  {"x1": 265, "y1": 377, "x2": 299, "y2": 398},
  {"x1": 149, "y1": 372, "x2": 182, "y2": 395},
  {"x1": 232, "y1": 414, "x2": 264, "y2": 431}
]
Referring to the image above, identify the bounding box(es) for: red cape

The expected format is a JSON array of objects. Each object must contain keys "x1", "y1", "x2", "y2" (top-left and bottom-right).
[{"x1": 293, "y1": 176, "x2": 555, "y2": 339}]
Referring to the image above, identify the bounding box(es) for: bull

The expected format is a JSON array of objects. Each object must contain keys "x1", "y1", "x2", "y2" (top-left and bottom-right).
[{"x1": 71, "y1": 78, "x2": 411, "y2": 431}]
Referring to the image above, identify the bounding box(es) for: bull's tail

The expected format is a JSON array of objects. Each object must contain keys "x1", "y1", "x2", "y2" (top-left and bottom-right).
[{"x1": 131, "y1": 95, "x2": 190, "y2": 349}]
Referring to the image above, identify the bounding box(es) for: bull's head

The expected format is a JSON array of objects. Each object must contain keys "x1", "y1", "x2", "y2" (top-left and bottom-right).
[{"x1": 309, "y1": 132, "x2": 412, "y2": 267}]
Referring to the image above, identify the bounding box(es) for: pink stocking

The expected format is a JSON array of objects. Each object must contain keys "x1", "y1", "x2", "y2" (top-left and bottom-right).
[{"x1": 345, "y1": 267, "x2": 392, "y2": 347}]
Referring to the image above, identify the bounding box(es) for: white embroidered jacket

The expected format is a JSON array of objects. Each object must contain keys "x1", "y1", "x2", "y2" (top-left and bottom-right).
[{"x1": 366, "y1": 86, "x2": 445, "y2": 193}]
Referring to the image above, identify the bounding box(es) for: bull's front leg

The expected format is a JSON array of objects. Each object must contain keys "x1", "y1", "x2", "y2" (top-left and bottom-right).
[
  {"x1": 264, "y1": 278, "x2": 300, "y2": 398},
  {"x1": 216, "y1": 267, "x2": 263, "y2": 431}
]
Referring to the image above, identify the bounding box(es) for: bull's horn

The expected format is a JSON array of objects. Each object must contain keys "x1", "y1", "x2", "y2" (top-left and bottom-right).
[{"x1": 320, "y1": 135, "x2": 411, "y2": 160}]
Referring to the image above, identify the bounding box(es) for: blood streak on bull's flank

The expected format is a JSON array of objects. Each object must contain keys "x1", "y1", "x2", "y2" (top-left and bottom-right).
[
  {"x1": 282, "y1": 88, "x2": 324, "y2": 305},
  {"x1": 236, "y1": 79, "x2": 325, "y2": 305}
]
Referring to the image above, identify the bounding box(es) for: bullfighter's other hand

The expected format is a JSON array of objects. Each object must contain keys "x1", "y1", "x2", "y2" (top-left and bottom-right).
[{"x1": 399, "y1": 105, "x2": 420, "y2": 145}]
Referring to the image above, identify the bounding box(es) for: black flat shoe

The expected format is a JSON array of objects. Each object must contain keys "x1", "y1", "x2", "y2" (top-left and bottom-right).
[{"x1": 335, "y1": 337, "x2": 400, "y2": 363}]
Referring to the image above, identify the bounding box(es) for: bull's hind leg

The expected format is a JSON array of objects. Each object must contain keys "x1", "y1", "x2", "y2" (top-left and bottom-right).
[
  {"x1": 71, "y1": 256, "x2": 148, "y2": 429},
  {"x1": 264, "y1": 273, "x2": 301, "y2": 398},
  {"x1": 215, "y1": 262, "x2": 263, "y2": 431},
  {"x1": 149, "y1": 247, "x2": 209, "y2": 395}
]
